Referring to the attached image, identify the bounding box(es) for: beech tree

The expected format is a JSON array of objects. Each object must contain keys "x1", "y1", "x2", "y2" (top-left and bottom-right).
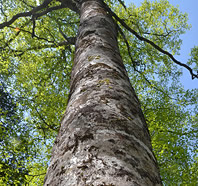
[{"x1": 0, "y1": 0, "x2": 197, "y2": 185}]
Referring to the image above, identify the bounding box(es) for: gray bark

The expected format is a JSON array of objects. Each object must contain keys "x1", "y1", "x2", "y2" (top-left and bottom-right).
[{"x1": 44, "y1": 0, "x2": 162, "y2": 185}]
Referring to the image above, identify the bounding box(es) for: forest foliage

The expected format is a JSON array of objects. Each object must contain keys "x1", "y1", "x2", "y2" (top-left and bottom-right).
[{"x1": 0, "y1": 0, "x2": 197, "y2": 185}]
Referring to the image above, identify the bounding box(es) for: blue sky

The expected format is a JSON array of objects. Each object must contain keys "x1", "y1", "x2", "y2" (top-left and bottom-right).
[{"x1": 125, "y1": 0, "x2": 198, "y2": 90}]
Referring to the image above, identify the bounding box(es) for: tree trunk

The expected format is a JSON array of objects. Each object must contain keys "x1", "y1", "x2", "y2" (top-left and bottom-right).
[{"x1": 44, "y1": 0, "x2": 162, "y2": 185}]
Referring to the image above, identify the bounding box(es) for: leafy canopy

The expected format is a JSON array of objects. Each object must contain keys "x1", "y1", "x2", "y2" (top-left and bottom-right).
[{"x1": 0, "y1": 0, "x2": 197, "y2": 185}]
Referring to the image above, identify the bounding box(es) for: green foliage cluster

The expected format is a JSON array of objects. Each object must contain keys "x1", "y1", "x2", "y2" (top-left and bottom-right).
[
  {"x1": 0, "y1": 81, "x2": 38, "y2": 185},
  {"x1": 0, "y1": 0, "x2": 78, "y2": 184},
  {"x1": 0, "y1": 0, "x2": 197, "y2": 185}
]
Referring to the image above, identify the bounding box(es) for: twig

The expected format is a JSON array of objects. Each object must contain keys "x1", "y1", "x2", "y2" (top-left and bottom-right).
[
  {"x1": 35, "y1": 107, "x2": 57, "y2": 131},
  {"x1": 20, "y1": 0, "x2": 35, "y2": 8}
]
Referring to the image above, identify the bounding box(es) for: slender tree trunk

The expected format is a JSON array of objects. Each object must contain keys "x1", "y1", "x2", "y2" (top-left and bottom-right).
[{"x1": 44, "y1": 0, "x2": 162, "y2": 185}]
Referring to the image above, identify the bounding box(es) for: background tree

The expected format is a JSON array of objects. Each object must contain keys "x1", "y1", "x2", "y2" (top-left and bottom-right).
[{"x1": 0, "y1": 0, "x2": 197, "y2": 185}]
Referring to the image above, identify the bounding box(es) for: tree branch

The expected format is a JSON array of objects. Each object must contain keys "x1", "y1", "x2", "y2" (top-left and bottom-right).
[
  {"x1": 117, "y1": 25, "x2": 136, "y2": 68},
  {"x1": 57, "y1": 0, "x2": 80, "y2": 13},
  {"x1": 0, "y1": 0, "x2": 53, "y2": 29},
  {"x1": 0, "y1": 0, "x2": 7, "y2": 21},
  {"x1": 28, "y1": 173, "x2": 46, "y2": 177},
  {"x1": 104, "y1": 2, "x2": 198, "y2": 79},
  {"x1": 33, "y1": 4, "x2": 65, "y2": 19},
  {"x1": 20, "y1": 0, "x2": 35, "y2": 8},
  {"x1": 31, "y1": 15, "x2": 36, "y2": 38},
  {"x1": 118, "y1": 25, "x2": 180, "y2": 101},
  {"x1": 8, "y1": 25, "x2": 55, "y2": 43},
  {"x1": 35, "y1": 107, "x2": 57, "y2": 131},
  {"x1": 117, "y1": 0, "x2": 127, "y2": 10}
]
